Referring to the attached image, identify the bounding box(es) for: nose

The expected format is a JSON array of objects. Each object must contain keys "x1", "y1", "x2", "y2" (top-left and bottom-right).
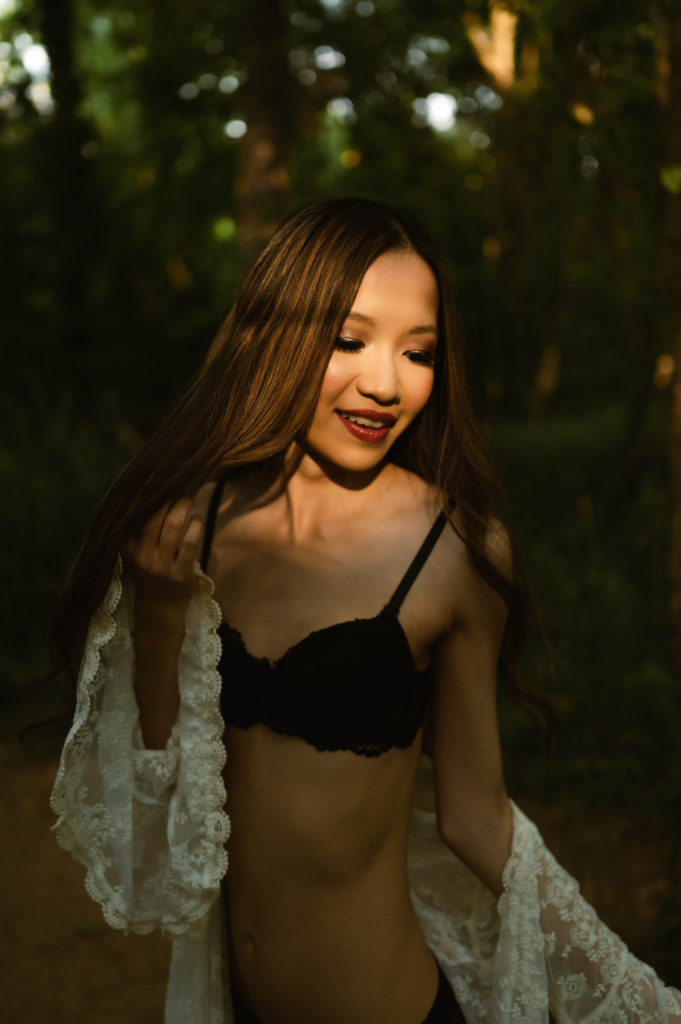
[{"x1": 356, "y1": 346, "x2": 401, "y2": 406}]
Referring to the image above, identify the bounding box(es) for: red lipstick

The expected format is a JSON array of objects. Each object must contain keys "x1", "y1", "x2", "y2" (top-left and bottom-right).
[
  {"x1": 338, "y1": 408, "x2": 397, "y2": 424},
  {"x1": 334, "y1": 408, "x2": 396, "y2": 443}
]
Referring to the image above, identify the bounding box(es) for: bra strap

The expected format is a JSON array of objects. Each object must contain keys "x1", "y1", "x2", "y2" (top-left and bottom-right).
[
  {"x1": 200, "y1": 476, "x2": 228, "y2": 572},
  {"x1": 385, "y1": 509, "x2": 450, "y2": 613}
]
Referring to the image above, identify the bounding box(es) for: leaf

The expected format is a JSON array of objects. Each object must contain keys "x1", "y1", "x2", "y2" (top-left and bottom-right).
[{"x1": 659, "y1": 165, "x2": 681, "y2": 194}]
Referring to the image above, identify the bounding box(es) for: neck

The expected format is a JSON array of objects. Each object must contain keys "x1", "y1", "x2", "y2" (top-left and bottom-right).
[{"x1": 279, "y1": 443, "x2": 391, "y2": 540}]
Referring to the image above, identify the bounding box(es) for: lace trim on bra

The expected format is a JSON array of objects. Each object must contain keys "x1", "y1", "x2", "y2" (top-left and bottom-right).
[
  {"x1": 218, "y1": 607, "x2": 432, "y2": 756},
  {"x1": 217, "y1": 604, "x2": 428, "y2": 674}
]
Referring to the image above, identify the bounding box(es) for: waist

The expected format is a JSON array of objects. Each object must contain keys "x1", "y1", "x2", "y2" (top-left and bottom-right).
[
  {"x1": 226, "y1": 824, "x2": 412, "y2": 932},
  {"x1": 224, "y1": 874, "x2": 436, "y2": 1024},
  {"x1": 224, "y1": 723, "x2": 421, "y2": 883},
  {"x1": 223, "y1": 726, "x2": 435, "y2": 1022}
]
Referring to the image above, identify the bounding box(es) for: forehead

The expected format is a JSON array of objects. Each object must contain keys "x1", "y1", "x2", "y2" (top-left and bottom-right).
[{"x1": 349, "y1": 251, "x2": 439, "y2": 320}]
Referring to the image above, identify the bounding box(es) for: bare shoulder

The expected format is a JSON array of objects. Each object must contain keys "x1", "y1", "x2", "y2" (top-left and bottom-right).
[
  {"x1": 385, "y1": 467, "x2": 465, "y2": 630},
  {"x1": 421, "y1": 492, "x2": 512, "y2": 635},
  {"x1": 445, "y1": 511, "x2": 511, "y2": 638}
]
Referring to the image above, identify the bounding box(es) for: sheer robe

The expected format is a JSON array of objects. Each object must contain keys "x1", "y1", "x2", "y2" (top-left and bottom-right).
[{"x1": 50, "y1": 560, "x2": 681, "y2": 1024}]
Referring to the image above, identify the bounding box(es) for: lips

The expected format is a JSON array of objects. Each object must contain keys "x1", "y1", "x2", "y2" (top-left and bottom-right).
[
  {"x1": 336, "y1": 408, "x2": 397, "y2": 426},
  {"x1": 335, "y1": 409, "x2": 396, "y2": 444}
]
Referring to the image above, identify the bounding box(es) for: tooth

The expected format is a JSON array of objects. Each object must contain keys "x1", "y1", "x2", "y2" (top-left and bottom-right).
[{"x1": 343, "y1": 413, "x2": 384, "y2": 427}]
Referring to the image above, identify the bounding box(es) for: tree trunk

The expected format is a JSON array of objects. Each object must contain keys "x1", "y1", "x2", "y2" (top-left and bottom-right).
[
  {"x1": 235, "y1": 0, "x2": 293, "y2": 268},
  {"x1": 40, "y1": 0, "x2": 99, "y2": 380}
]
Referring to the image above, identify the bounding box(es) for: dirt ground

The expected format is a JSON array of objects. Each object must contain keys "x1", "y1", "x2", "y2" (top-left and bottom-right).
[
  {"x1": 3, "y1": 746, "x2": 167, "y2": 1024},
  {"x1": 3, "y1": 743, "x2": 679, "y2": 1024}
]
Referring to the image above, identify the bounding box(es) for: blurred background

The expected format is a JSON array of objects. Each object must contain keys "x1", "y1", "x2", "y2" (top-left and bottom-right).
[{"x1": 1, "y1": 0, "x2": 680, "y2": 1019}]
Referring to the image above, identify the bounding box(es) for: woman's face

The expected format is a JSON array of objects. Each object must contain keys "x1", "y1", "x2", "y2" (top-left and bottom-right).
[{"x1": 304, "y1": 250, "x2": 439, "y2": 474}]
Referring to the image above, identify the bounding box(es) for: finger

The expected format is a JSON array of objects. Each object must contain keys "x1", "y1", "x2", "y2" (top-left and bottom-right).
[
  {"x1": 157, "y1": 497, "x2": 195, "y2": 557},
  {"x1": 138, "y1": 501, "x2": 172, "y2": 550},
  {"x1": 175, "y1": 515, "x2": 204, "y2": 574}
]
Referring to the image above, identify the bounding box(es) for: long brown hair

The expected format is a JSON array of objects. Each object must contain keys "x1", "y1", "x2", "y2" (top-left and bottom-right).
[{"x1": 47, "y1": 197, "x2": 554, "y2": 725}]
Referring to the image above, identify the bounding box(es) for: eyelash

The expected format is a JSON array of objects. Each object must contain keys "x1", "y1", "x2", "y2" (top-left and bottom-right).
[{"x1": 335, "y1": 337, "x2": 436, "y2": 366}]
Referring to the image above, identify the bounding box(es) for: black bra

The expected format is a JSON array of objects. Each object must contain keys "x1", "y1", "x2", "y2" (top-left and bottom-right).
[{"x1": 202, "y1": 480, "x2": 450, "y2": 758}]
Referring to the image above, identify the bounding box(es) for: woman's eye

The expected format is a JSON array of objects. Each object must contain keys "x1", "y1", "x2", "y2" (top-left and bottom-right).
[
  {"x1": 334, "y1": 338, "x2": 436, "y2": 365},
  {"x1": 335, "y1": 337, "x2": 363, "y2": 352},
  {"x1": 407, "y1": 350, "x2": 436, "y2": 366}
]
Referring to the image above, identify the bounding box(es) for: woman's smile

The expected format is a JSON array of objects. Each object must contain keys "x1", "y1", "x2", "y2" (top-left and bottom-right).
[{"x1": 335, "y1": 407, "x2": 398, "y2": 443}]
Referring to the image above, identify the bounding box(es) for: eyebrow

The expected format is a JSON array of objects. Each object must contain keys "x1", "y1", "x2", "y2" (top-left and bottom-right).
[{"x1": 345, "y1": 311, "x2": 438, "y2": 336}]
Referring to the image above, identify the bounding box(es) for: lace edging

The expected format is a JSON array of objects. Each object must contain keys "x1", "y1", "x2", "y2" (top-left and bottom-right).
[
  {"x1": 49, "y1": 556, "x2": 139, "y2": 931},
  {"x1": 50, "y1": 558, "x2": 232, "y2": 938},
  {"x1": 49, "y1": 554, "x2": 123, "y2": 829},
  {"x1": 497, "y1": 799, "x2": 539, "y2": 915},
  {"x1": 162, "y1": 562, "x2": 230, "y2": 938}
]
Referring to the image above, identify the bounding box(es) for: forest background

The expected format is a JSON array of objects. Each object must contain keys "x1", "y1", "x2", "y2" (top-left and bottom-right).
[{"x1": 2, "y1": 0, "x2": 681, "y2": 1019}]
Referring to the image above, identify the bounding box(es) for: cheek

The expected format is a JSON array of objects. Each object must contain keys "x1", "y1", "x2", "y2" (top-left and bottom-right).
[
  {"x1": 406, "y1": 372, "x2": 435, "y2": 414},
  {"x1": 317, "y1": 361, "x2": 349, "y2": 405}
]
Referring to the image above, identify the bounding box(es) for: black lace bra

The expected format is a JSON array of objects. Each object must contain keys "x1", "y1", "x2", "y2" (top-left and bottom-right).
[{"x1": 201, "y1": 480, "x2": 450, "y2": 758}]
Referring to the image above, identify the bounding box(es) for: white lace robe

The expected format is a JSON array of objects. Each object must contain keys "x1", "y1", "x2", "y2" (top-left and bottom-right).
[{"x1": 50, "y1": 560, "x2": 681, "y2": 1024}]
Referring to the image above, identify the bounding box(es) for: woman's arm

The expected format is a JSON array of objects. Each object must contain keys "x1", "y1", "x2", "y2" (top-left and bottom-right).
[
  {"x1": 124, "y1": 497, "x2": 205, "y2": 749},
  {"x1": 429, "y1": 519, "x2": 513, "y2": 896},
  {"x1": 426, "y1": 521, "x2": 681, "y2": 1022},
  {"x1": 50, "y1": 483, "x2": 229, "y2": 937}
]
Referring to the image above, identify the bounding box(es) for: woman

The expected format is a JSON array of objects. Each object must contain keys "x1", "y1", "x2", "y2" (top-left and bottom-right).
[{"x1": 50, "y1": 198, "x2": 681, "y2": 1023}]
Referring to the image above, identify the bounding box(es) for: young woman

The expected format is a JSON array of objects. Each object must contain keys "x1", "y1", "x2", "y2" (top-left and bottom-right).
[{"x1": 50, "y1": 198, "x2": 681, "y2": 1023}]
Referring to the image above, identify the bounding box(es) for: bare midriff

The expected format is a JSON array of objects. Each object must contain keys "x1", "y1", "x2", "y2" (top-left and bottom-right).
[{"x1": 223, "y1": 723, "x2": 439, "y2": 1024}]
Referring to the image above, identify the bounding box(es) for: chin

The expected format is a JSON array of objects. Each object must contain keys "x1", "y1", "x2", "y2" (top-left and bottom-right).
[{"x1": 303, "y1": 438, "x2": 392, "y2": 475}]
